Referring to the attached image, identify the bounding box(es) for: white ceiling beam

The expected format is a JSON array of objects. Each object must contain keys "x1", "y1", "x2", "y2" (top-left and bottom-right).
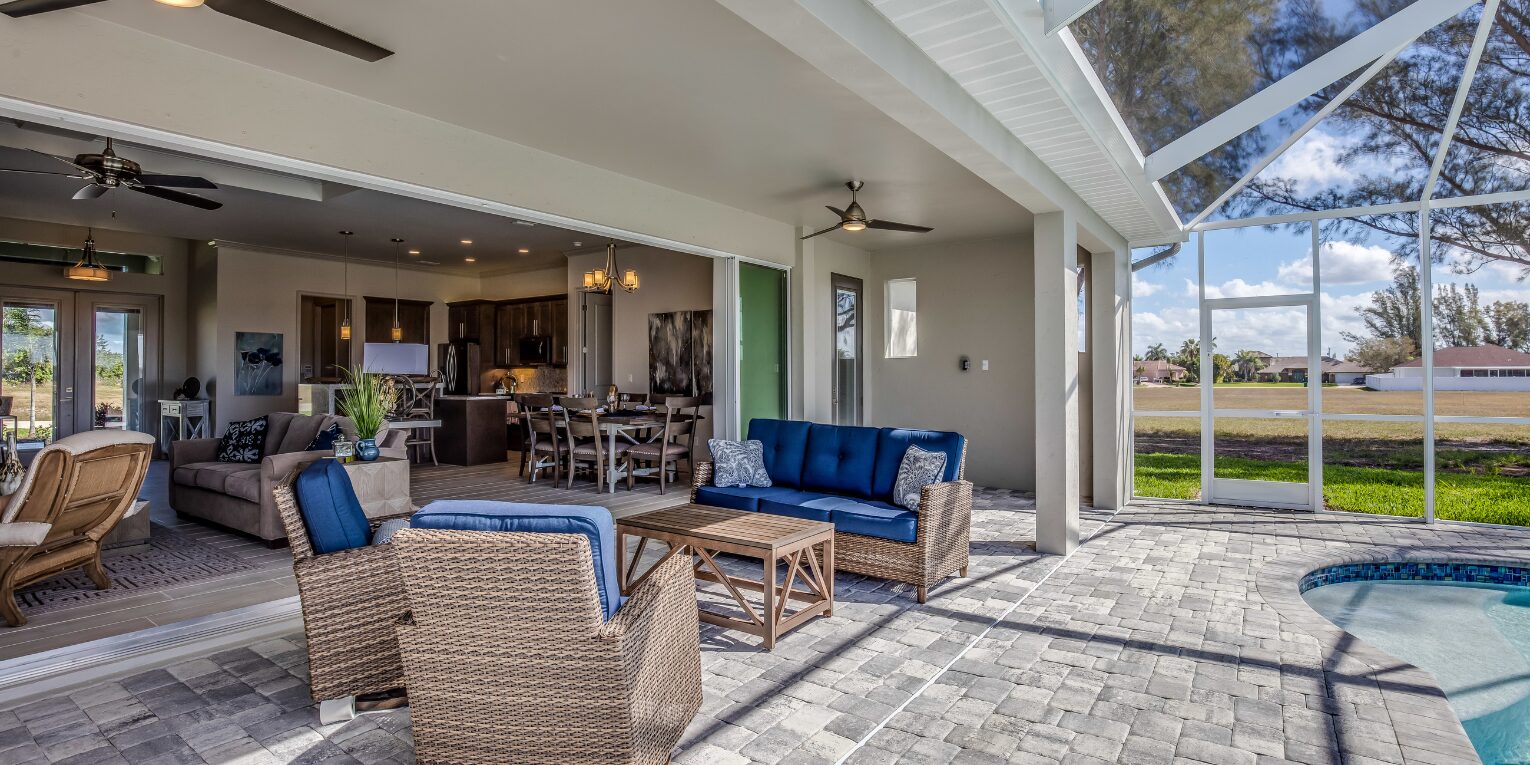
[
  {"x1": 1042, "y1": 0, "x2": 1105, "y2": 35},
  {"x1": 1420, "y1": 0, "x2": 1500, "y2": 207},
  {"x1": 1144, "y1": 0, "x2": 1477, "y2": 182}
]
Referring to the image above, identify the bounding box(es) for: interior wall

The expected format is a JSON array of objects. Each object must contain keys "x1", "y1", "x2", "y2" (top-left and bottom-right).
[
  {"x1": 202, "y1": 244, "x2": 479, "y2": 429},
  {"x1": 477, "y1": 265, "x2": 568, "y2": 300},
  {"x1": 867, "y1": 236, "x2": 1035, "y2": 490}
]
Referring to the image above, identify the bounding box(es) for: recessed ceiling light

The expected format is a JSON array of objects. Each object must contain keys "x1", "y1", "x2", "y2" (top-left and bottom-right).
[
  {"x1": 573, "y1": 241, "x2": 583, "y2": 247},
  {"x1": 464, "y1": 257, "x2": 476, "y2": 262},
  {"x1": 460, "y1": 239, "x2": 473, "y2": 245},
  {"x1": 518, "y1": 248, "x2": 530, "y2": 254},
  {"x1": 207, "y1": 241, "x2": 217, "y2": 246},
  {"x1": 154, "y1": 0, "x2": 204, "y2": 7},
  {"x1": 408, "y1": 249, "x2": 421, "y2": 255}
]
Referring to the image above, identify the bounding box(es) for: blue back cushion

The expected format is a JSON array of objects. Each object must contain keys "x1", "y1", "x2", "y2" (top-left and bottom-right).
[
  {"x1": 410, "y1": 500, "x2": 623, "y2": 621},
  {"x1": 871, "y1": 428, "x2": 966, "y2": 501},
  {"x1": 746, "y1": 419, "x2": 811, "y2": 488},
  {"x1": 801, "y1": 423, "x2": 879, "y2": 498},
  {"x1": 294, "y1": 459, "x2": 371, "y2": 554}
]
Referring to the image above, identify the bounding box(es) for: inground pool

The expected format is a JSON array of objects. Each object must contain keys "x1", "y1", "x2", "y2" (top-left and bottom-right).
[{"x1": 1302, "y1": 562, "x2": 1530, "y2": 765}]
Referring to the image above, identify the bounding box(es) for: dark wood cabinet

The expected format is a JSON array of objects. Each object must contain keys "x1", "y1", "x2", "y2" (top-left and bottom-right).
[
  {"x1": 455, "y1": 294, "x2": 569, "y2": 370},
  {"x1": 364, "y1": 296, "x2": 430, "y2": 345}
]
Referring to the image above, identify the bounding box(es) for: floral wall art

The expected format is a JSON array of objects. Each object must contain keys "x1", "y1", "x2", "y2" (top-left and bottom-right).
[{"x1": 235, "y1": 332, "x2": 284, "y2": 396}]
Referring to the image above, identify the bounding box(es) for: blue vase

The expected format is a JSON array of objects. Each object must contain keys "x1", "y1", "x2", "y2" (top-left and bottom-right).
[{"x1": 356, "y1": 438, "x2": 380, "y2": 462}]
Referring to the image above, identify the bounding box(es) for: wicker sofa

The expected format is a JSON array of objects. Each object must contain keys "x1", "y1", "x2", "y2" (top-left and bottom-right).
[
  {"x1": 171, "y1": 412, "x2": 404, "y2": 545},
  {"x1": 692, "y1": 418, "x2": 972, "y2": 603}
]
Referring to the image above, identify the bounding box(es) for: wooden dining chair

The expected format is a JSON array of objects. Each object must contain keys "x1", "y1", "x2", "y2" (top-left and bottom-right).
[
  {"x1": 624, "y1": 396, "x2": 700, "y2": 495},
  {"x1": 522, "y1": 394, "x2": 563, "y2": 485},
  {"x1": 390, "y1": 374, "x2": 440, "y2": 466},
  {"x1": 558, "y1": 396, "x2": 629, "y2": 490}
]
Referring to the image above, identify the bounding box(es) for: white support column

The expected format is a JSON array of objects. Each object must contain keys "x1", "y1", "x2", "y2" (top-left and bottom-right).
[
  {"x1": 1034, "y1": 211, "x2": 1080, "y2": 554},
  {"x1": 1090, "y1": 245, "x2": 1131, "y2": 510}
]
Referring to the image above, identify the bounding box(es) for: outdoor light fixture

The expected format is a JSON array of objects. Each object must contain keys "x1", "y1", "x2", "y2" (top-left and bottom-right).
[
  {"x1": 65, "y1": 229, "x2": 110, "y2": 282},
  {"x1": 338, "y1": 230, "x2": 354, "y2": 341},
  {"x1": 391, "y1": 237, "x2": 405, "y2": 342},
  {"x1": 581, "y1": 243, "x2": 639, "y2": 294}
]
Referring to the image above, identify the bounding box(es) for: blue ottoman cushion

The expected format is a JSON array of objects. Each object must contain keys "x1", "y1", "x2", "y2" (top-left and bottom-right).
[
  {"x1": 293, "y1": 459, "x2": 371, "y2": 554},
  {"x1": 410, "y1": 500, "x2": 624, "y2": 620}
]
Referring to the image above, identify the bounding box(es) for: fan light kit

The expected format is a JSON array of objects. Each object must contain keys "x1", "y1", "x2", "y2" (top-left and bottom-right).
[
  {"x1": 0, "y1": 138, "x2": 222, "y2": 210},
  {"x1": 581, "y1": 243, "x2": 639, "y2": 294},
  {"x1": 801, "y1": 181, "x2": 932, "y2": 240},
  {"x1": 66, "y1": 228, "x2": 110, "y2": 282},
  {"x1": 338, "y1": 230, "x2": 353, "y2": 341},
  {"x1": 390, "y1": 238, "x2": 405, "y2": 341}
]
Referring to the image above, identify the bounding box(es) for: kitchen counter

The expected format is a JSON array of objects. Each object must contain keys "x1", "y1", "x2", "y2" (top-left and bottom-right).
[{"x1": 434, "y1": 396, "x2": 513, "y2": 465}]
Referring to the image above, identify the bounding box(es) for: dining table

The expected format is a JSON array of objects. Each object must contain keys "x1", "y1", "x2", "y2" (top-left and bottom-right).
[{"x1": 571, "y1": 409, "x2": 705, "y2": 494}]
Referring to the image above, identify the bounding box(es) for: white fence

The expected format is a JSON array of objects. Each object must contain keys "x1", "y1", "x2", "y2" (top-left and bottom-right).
[{"x1": 1365, "y1": 374, "x2": 1530, "y2": 392}]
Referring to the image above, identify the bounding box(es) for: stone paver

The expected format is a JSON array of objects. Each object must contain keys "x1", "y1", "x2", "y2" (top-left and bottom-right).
[{"x1": 1, "y1": 492, "x2": 1519, "y2": 764}]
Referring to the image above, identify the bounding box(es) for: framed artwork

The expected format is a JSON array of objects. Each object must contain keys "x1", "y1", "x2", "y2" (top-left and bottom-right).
[
  {"x1": 235, "y1": 332, "x2": 284, "y2": 396},
  {"x1": 648, "y1": 311, "x2": 693, "y2": 396}
]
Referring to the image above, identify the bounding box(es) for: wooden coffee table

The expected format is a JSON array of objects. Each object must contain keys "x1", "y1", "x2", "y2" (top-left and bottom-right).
[{"x1": 616, "y1": 504, "x2": 834, "y2": 649}]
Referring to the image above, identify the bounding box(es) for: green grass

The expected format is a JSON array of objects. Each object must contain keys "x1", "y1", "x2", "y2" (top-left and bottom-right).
[{"x1": 1135, "y1": 452, "x2": 1530, "y2": 526}]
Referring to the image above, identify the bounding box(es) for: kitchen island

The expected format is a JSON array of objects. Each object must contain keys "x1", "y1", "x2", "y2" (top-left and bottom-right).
[{"x1": 434, "y1": 395, "x2": 515, "y2": 465}]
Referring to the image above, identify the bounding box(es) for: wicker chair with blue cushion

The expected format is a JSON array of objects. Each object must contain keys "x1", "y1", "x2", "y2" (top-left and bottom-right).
[
  {"x1": 692, "y1": 419, "x2": 972, "y2": 603},
  {"x1": 393, "y1": 500, "x2": 702, "y2": 765}
]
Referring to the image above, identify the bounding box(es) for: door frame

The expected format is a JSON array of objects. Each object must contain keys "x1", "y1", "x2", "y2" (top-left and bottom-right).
[
  {"x1": 73, "y1": 291, "x2": 163, "y2": 440},
  {"x1": 1, "y1": 287, "x2": 77, "y2": 440},
  {"x1": 830, "y1": 273, "x2": 864, "y2": 426}
]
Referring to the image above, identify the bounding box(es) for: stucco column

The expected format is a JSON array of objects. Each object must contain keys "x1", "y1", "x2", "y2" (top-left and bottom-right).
[
  {"x1": 1090, "y1": 246, "x2": 1131, "y2": 510},
  {"x1": 1033, "y1": 211, "x2": 1079, "y2": 555}
]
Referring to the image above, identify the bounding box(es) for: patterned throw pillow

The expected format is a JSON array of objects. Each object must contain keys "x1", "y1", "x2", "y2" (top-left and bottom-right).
[
  {"x1": 216, "y1": 416, "x2": 269, "y2": 464},
  {"x1": 709, "y1": 439, "x2": 772, "y2": 488},
  {"x1": 893, "y1": 445, "x2": 947, "y2": 510},
  {"x1": 307, "y1": 423, "x2": 344, "y2": 451}
]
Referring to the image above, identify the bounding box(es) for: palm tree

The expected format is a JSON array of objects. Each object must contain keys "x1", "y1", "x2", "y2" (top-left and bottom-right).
[
  {"x1": 1233, "y1": 349, "x2": 1265, "y2": 382},
  {"x1": 1145, "y1": 343, "x2": 1169, "y2": 361}
]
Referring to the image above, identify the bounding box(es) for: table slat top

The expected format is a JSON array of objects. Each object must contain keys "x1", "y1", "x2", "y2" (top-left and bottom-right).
[{"x1": 617, "y1": 504, "x2": 832, "y2": 550}]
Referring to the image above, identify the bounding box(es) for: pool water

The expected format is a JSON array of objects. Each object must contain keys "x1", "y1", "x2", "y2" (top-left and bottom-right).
[{"x1": 1304, "y1": 580, "x2": 1530, "y2": 765}]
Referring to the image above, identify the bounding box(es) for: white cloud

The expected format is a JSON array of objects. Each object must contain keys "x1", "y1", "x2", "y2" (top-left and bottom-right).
[
  {"x1": 1133, "y1": 279, "x2": 1163, "y2": 297},
  {"x1": 1274, "y1": 241, "x2": 1396, "y2": 286},
  {"x1": 1264, "y1": 130, "x2": 1356, "y2": 195},
  {"x1": 1202, "y1": 278, "x2": 1289, "y2": 300}
]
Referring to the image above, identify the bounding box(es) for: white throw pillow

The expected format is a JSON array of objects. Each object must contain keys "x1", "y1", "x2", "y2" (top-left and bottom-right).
[
  {"x1": 893, "y1": 445, "x2": 947, "y2": 510},
  {"x1": 709, "y1": 439, "x2": 772, "y2": 488}
]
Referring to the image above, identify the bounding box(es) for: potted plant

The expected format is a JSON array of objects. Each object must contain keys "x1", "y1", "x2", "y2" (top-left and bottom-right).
[{"x1": 338, "y1": 366, "x2": 396, "y2": 461}]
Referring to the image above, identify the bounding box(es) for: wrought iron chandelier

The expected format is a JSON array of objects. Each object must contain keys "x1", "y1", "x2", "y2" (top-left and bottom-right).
[{"x1": 581, "y1": 242, "x2": 639, "y2": 294}]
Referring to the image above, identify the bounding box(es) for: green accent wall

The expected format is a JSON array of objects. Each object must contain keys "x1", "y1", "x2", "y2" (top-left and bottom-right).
[{"x1": 739, "y1": 262, "x2": 786, "y2": 428}]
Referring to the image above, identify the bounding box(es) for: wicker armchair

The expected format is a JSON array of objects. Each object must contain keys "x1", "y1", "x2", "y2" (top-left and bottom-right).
[
  {"x1": 391, "y1": 528, "x2": 702, "y2": 765},
  {"x1": 692, "y1": 454, "x2": 973, "y2": 603},
  {"x1": 272, "y1": 470, "x2": 413, "y2": 701}
]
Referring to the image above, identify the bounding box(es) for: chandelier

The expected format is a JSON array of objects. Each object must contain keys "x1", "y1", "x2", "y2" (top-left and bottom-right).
[{"x1": 581, "y1": 243, "x2": 639, "y2": 293}]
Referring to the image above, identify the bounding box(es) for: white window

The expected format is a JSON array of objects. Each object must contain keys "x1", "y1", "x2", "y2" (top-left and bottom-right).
[{"x1": 886, "y1": 278, "x2": 917, "y2": 358}]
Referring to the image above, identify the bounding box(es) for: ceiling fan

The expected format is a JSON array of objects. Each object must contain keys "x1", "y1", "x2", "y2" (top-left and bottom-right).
[
  {"x1": 0, "y1": 0, "x2": 392, "y2": 62},
  {"x1": 801, "y1": 181, "x2": 933, "y2": 240},
  {"x1": 0, "y1": 138, "x2": 223, "y2": 210}
]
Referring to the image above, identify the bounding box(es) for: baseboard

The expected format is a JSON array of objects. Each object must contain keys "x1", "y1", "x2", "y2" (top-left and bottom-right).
[{"x1": 0, "y1": 597, "x2": 302, "y2": 710}]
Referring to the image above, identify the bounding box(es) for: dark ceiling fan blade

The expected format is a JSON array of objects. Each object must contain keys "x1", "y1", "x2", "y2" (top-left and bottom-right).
[
  {"x1": 826, "y1": 205, "x2": 846, "y2": 219},
  {"x1": 0, "y1": 0, "x2": 105, "y2": 18},
  {"x1": 0, "y1": 167, "x2": 89, "y2": 178},
  {"x1": 866, "y1": 219, "x2": 933, "y2": 233},
  {"x1": 203, "y1": 0, "x2": 393, "y2": 61},
  {"x1": 136, "y1": 174, "x2": 218, "y2": 189},
  {"x1": 28, "y1": 148, "x2": 95, "y2": 176},
  {"x1": 129, "y1": 184, "x2": 222, "y2": 210},
  {"x1": 73, "y1": 184, "x2": 108, "y2": 200},
  {"x1": 799, "y1": 223, "x2": 843, "y2": 241}
]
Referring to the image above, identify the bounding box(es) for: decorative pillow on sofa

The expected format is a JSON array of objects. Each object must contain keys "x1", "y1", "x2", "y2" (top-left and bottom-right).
[
  {"x1": 709, "y1": 439, "x2": 772, "y2": 488},
  {"x1": 307, "y1": 423, "x2": 344, "y2": 451},
  {"x1": 216, "y1": 416, "x2": 269, "y2": 464},
  {"x1": 893, "y1": 445, "x2": 947, "y2": 510}
]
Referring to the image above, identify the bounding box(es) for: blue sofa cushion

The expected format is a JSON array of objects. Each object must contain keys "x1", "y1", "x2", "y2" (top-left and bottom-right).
[
  {"x1": 747, "y1": 419, "x2": 811, "y2": 488},
  {"x1": 757, "y1": 491, "x2": 844, "y2": 522},
  {"x1": 293, "y1": 459, "x2": 371, "y2": 554},
  {"x1": 410, "y1": 500, "x2": 623, "y2": 620},
  {"x1": 831, "y1": 500, "x2": 919, "y2": 544},
  {"x1": 695, "y1": 485, "x2": 806, "y2": 512},
  {"x1": 801, "y1": 424, "x2": 879, "y2": 499},
  {"x1": 871, "y1": 428, "x2": 966, "y2": 501}
]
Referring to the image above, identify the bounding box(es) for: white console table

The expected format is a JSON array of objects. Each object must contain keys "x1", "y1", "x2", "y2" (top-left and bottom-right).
[{"x1": 159, "y1": 399, "x2": 211, "y2": 458}]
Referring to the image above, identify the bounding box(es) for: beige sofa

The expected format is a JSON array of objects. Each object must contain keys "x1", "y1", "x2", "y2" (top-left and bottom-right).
[{"x1": 170, "y1": 412, "x2": 405, "y2": 545}]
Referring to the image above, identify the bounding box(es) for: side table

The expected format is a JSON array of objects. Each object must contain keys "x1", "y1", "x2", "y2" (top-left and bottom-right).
[
  {"x1": 159, "y1": 400, "x2": 211, "y2": 459},
  {"x1": 340, "y1": 456, "x2": 413, "y2": 519}
]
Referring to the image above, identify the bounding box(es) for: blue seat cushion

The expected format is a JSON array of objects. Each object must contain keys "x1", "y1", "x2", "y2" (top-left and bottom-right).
[
  {"x1": 801, "y1": 423, "x2": 879, "y2": 499},
  {"x1": 409, "y1": 500, "x2": 623, "y2": 620},
  {"x1": 695, "y1": 485, "x2": 809, "y2": 513},
  {"x1": 746, "y1": 419, "x2": 811, "y2": 488},
  {"x1": 756, "y1": 490, "x2": 844, "y2": 522},
  {"x1": 831, "y1": 500, "x2": 919, "y2": 544},
  {"x1": 294, "y1": 459, "x2": 371, "y2": 554},
  {"x1": 871, "y1": 428, "x2": 966, "y2": 502}
]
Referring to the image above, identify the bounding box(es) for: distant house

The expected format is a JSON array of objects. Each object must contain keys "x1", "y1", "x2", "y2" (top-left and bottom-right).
[
  {"x1": 1255, "y1": 356, "x2": 1372, "y2": 384},
  {"x1": 1368, "y1": 344, "x2": 1530, "y2": 391},
  {"x1": 1135, "y1": 360, "x2": 1187, "y2": 384},
  {"x1": 1321, "y1": 361, "x2": 1373, "y2": 385}
]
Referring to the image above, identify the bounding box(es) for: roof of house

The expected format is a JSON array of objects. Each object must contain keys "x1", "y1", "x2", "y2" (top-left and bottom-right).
[
  {"x1": 1396, "y1": 345, "x2": 1530, "y2": 368},
  {"x1": 1323, "y1": 362, "x2": 1373, "y2": 374},
  {"x1": 1259, "y1": 356, "x2": 1365, "y2": 374},
  {"x1": 1136, "y1": 360, "x2": 1186, "y2": 374}
]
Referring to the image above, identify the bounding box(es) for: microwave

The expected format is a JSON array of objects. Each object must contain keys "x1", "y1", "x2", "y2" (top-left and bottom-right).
[{"x1": 518, "y1": 335, "x2": 552, "y2": 365}]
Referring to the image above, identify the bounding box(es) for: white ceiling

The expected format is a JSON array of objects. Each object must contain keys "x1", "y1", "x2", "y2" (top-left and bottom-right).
[{"x1": 9, "y1": 0, "x2": 1035, "y2": 250}]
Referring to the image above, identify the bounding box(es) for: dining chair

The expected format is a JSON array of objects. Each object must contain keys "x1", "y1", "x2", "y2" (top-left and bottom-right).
[
  {"x1": 624, "y1": 396, "x2": 699, "y2": 495},
  {"x1": 522, "y1": 394, "x2": 562, "y2": 485},
  {"x1": 391, "y1": 375, "x2": 440, "y2": 466},
  {"x1": 558, "y1": 396, "x2": 629, "y2": 490}
]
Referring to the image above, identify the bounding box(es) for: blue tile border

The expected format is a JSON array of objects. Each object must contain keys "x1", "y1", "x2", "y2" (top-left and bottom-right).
[{"x1": 1299, "y1": 561, "x2": 1530, "y2": 593}]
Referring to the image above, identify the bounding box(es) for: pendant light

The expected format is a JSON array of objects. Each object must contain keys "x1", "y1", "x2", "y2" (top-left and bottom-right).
[
  {"x1": 390, "y1": 237, "x2": 405, "y2": 342},
  {"x1": 65, "y1": 229, "x2": 110, "y2": 282},
  {"x1": 580, "y1": 242, "x2": 638, "y2": 294},
  {"x1": 338, "y1": 231, "x2": 354, "y2": 341}
]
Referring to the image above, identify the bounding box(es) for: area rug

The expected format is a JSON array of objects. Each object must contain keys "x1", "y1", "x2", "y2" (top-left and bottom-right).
[{"x1": 15, "y1": 523, "x2": 257, "y2": 614}]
